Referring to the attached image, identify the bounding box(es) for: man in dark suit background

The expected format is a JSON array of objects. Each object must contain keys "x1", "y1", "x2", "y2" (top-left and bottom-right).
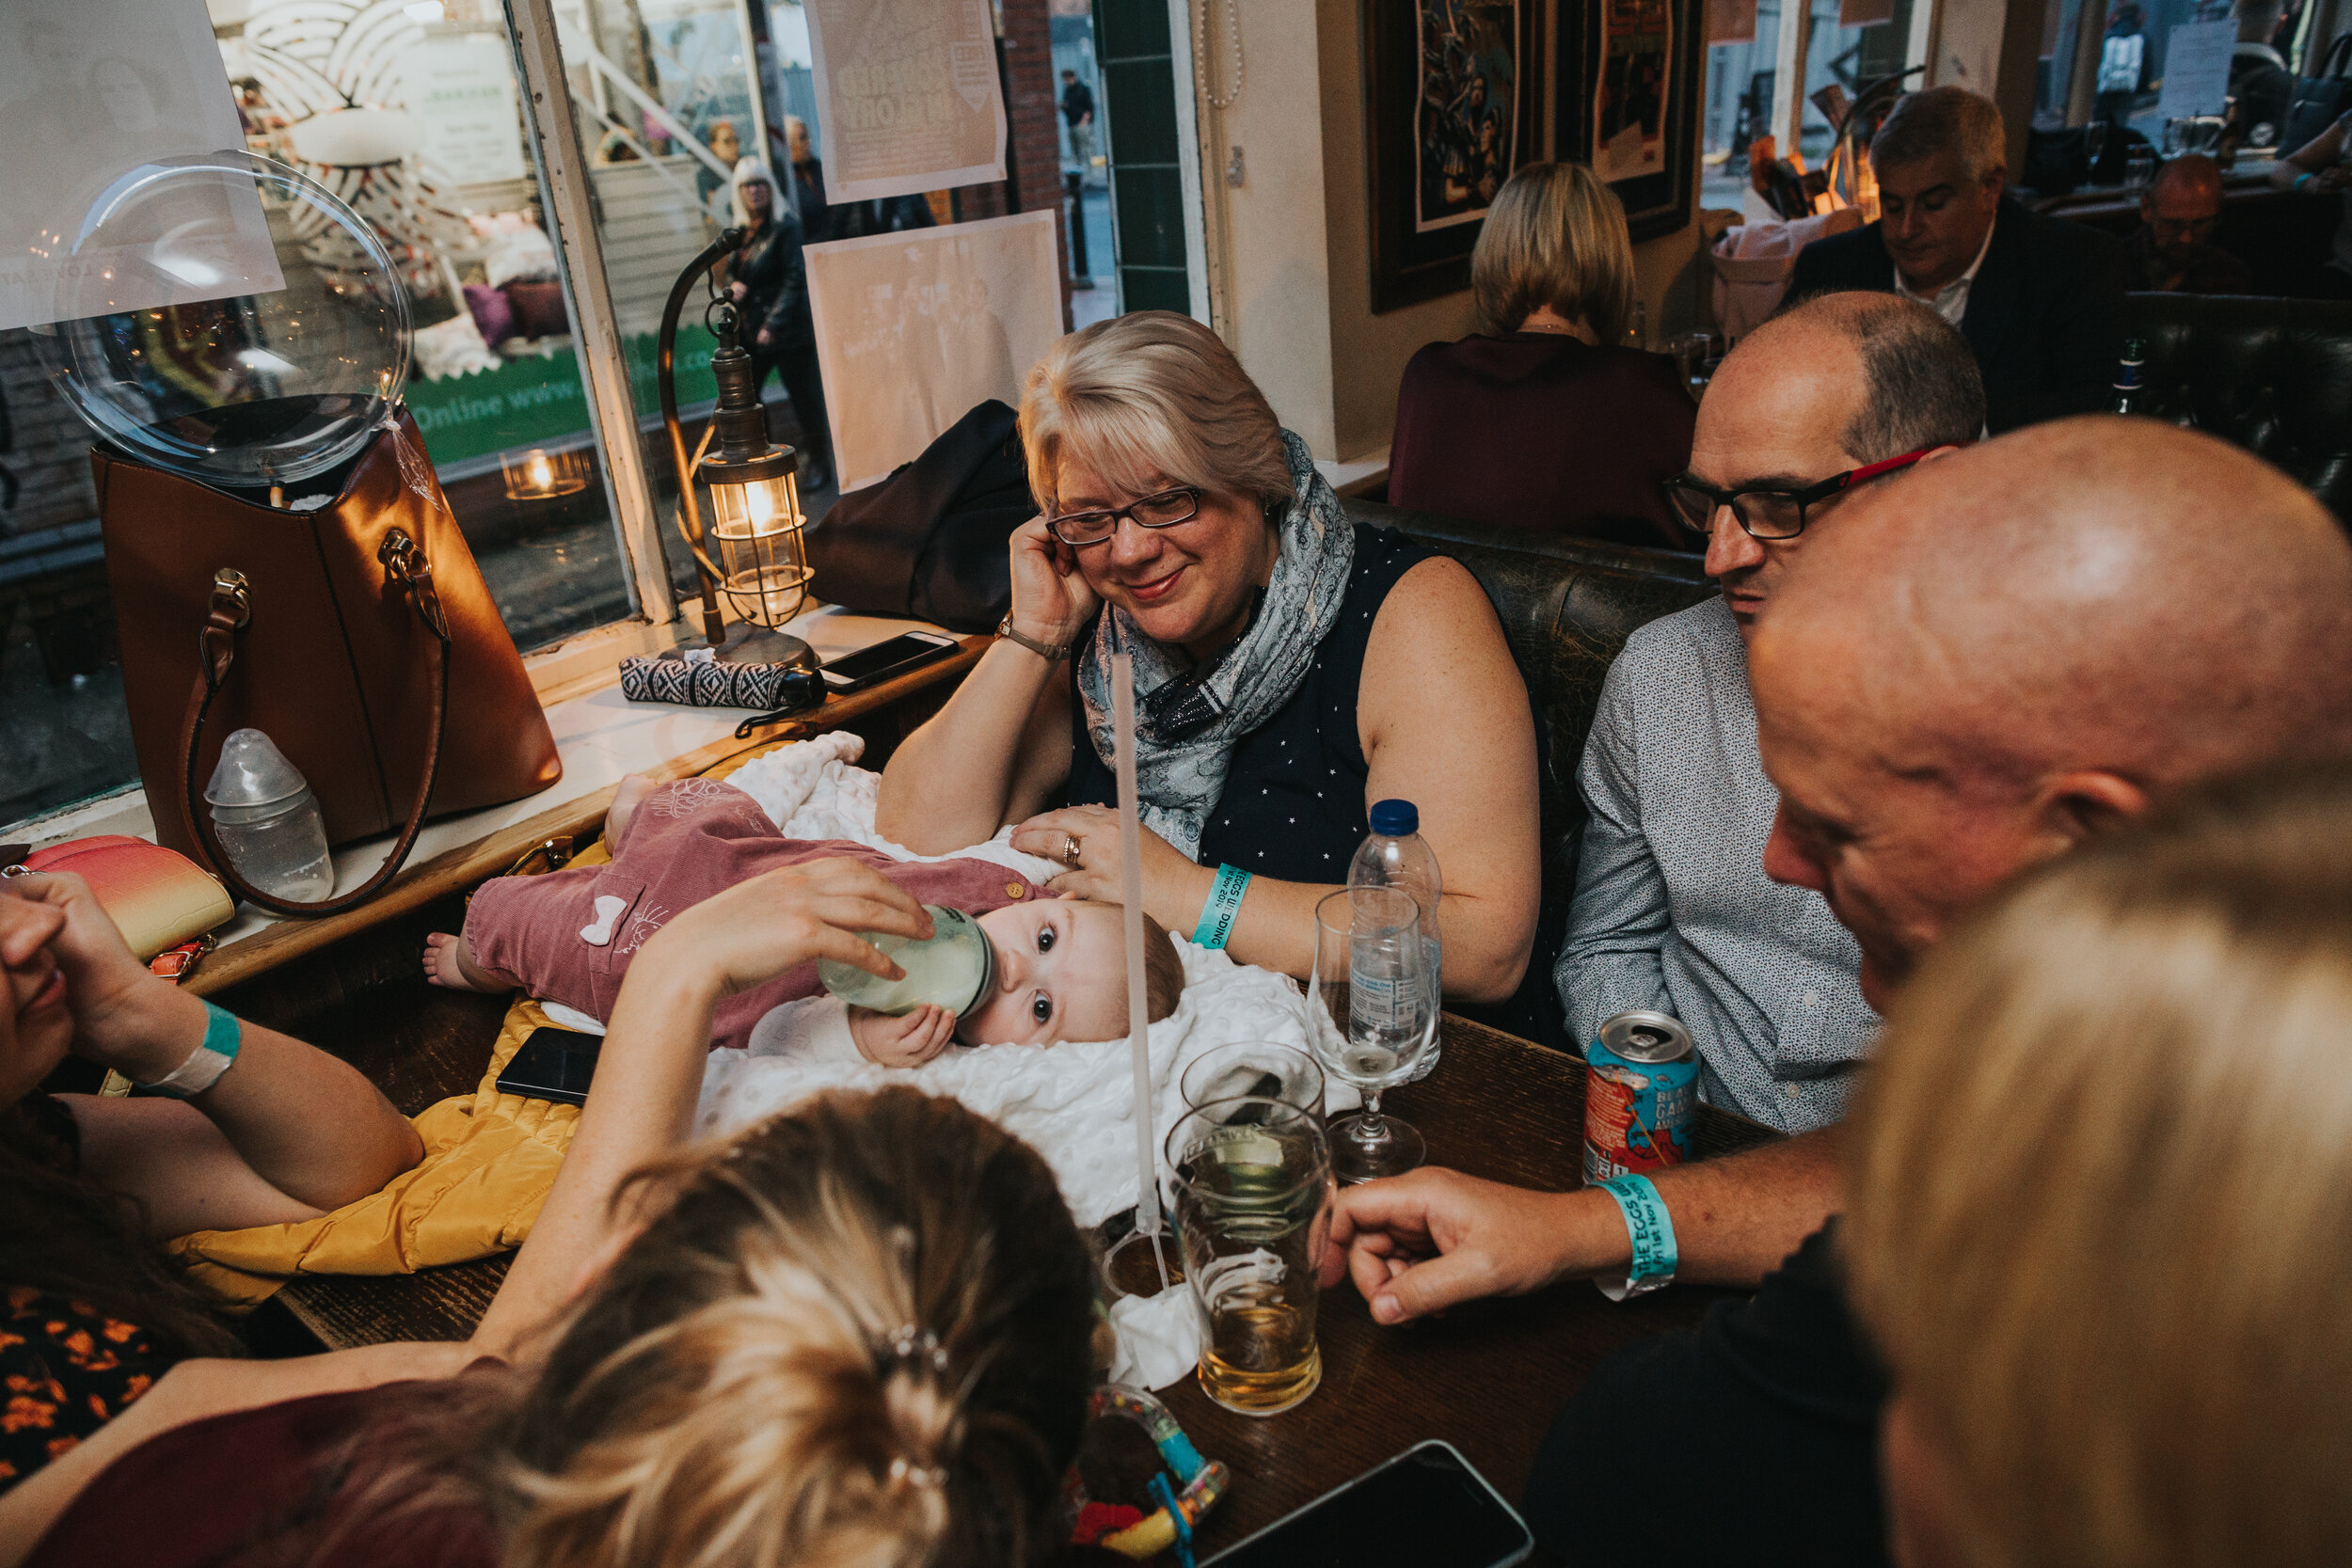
[{"x1": 1788, "y1": 87, "x2": 2127, "y2": 433}]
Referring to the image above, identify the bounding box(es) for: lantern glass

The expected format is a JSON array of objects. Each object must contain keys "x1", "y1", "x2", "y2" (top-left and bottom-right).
[{"x1": 707, "y1": 470, "x2": 810, "y2": 627}]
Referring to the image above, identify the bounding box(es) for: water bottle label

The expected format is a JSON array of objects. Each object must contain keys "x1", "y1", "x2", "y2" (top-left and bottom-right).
[{"x1": 1350, "y1": 961, "x2": 1402, "y2": 1033}]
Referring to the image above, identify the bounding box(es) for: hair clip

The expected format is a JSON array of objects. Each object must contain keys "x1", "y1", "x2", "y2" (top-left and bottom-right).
[
  {"x1": 887, "y1": 1454, "x2": 946, "y2": 1490},
  {"x1": 880, "y1": 1324, "x2": 951, "y2": 1375}
]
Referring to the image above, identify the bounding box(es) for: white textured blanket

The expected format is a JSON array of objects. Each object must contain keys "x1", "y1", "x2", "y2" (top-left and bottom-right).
[{"x1": 680, "y1": 735, "x2": 1340, "y2": 1230}]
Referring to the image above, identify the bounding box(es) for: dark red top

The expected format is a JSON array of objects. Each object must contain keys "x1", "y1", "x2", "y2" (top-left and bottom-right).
[
  {"x1": 27, "y1": 1381, "x2": 1141, "y2": 1568},
  {"x1": 25, "y1": 1385, "x2": 496, "y2": 1568},
  {"x1": 1387, "y1": 333, "x2": 1699, "y2": 550}
]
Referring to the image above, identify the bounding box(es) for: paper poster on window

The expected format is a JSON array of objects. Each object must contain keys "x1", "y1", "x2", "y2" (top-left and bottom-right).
[
  {"x1": 804, "y1": 211, "x2": 1060, "y2": 492},
  {"x1": 1414, "y1": 0, "x2": 1518, "y2": 233},
  {"x1": 1706, "y1": 0, "x2": 1757, "y2": 45},
  {"x1": 802, "y1": 0, "x2": 1007, "y2": 205},
  {"x1": 2155, "y1": 19, "x2": 2234, "y2": 124},
  {"x1": 0, "y1": 0, "x2": 280, "y2": 332},
  {"x1": 402, "y1": 32, "x2": 528, "y2": 187},
  {"x1": 1595, "y1": 0, "x2": 1673, "y2": 183}
]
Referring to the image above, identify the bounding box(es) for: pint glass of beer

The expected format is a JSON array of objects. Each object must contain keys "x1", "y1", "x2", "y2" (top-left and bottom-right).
[{"x1": 1165, "y1": 1096, "x2": 1335, "y2": 1416}]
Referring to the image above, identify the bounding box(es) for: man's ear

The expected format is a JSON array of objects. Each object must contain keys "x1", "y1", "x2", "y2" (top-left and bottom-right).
[
  {"x1": 1916, "y1": 444, "x2": 1963, "y2": 465},
  {"x1": 2033, "y1": 769, "x2": 2150, "y2": 850}
]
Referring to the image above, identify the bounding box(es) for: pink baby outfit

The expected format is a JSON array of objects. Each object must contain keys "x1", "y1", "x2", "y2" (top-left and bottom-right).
[{"x1": 464, "y1": 779, "x2": 1045, "y2": 1049}]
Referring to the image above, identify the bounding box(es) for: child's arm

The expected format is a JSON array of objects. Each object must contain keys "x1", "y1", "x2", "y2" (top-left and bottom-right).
[{"x1": 847, "y1": 1004, "x2": 958, "y2": 1068}]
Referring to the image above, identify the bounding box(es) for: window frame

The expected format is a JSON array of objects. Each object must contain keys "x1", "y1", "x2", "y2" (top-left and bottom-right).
[{"x1": 0, "y1": 0, "x2": 769, "y2": 843}]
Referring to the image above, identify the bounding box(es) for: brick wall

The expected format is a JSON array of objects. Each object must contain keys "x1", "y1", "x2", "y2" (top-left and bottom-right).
[
  {"x1": 1000, "y1": 0, "x2": 1075, "y2": 329},
  {"x1": 0, "y1": 332, "x2": 102, "y2": 541}
]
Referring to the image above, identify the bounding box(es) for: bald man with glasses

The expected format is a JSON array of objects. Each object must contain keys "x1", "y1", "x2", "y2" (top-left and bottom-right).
[{"x1": 1554, "y1": 292, "x2": 1983, "y2": 1135}]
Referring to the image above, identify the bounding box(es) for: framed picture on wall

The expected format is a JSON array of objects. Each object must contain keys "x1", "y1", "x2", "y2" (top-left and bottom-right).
[
  {"x1": 1554, "y1": 0, "x2": 1703, "y2": 241},
  {"x1": 1362, "y1": 0, "x2": 1543, "y2": 313}
]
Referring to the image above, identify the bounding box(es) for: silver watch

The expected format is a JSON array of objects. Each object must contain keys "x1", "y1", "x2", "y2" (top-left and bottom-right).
[{"x1": 994, "y1": 615, "x2": 1071, "y2": 663}]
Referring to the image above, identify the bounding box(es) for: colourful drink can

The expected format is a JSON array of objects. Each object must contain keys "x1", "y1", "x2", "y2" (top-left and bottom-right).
[{"x1": 1582, "y1": 1009, "x2": 1696, "y2": 1184}]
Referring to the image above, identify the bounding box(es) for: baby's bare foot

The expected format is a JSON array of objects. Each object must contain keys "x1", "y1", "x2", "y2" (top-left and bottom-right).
[
  {"x1": 423, "y1": 931, "x2": 509, "y2": 993},
  {"x1": 606, "y1": 773, "x2": 656, "y2": 847}
]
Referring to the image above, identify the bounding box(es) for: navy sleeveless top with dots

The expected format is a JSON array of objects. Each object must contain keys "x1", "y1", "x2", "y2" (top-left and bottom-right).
[{"x1": 1064, "y1": 524, "x2": 1437, "y2": 880}]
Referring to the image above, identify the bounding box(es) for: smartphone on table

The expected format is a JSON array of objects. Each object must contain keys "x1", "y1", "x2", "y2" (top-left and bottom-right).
[
  {"x1": 818, "y1": 630, "x2": 960, "y2": 693},
  {"x1": 493, "y1": 1026, "x2": 603, "y2": 1107},
  {"x1": 1203, "y1": 1440, "x2": 1534, "y2": 1568}
]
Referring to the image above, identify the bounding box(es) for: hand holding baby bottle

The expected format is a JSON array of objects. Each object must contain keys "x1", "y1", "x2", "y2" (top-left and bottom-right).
[{"x1": 848, "y1": 1003, "x2": 958, "y2": 1068}]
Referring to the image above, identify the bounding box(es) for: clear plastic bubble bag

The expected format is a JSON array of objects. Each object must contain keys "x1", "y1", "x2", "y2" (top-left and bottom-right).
[{"x1": 28, "y1": 150, "x2": 410, "y2": 489}]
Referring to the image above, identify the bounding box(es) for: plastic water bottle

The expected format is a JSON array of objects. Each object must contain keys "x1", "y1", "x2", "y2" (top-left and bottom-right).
[
  {"x1": 204, "y1": 728, "x2": 334, "y2": 903},
  {"x1": 818, "y1": 905, "x2": 996, "y2": 1017},
  {"x1": 1351, "y1": 800, "x2": 1442, "y2": 1073}
]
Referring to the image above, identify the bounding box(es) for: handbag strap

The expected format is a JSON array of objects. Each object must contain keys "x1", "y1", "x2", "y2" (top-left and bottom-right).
[{"x1": 177, "y1": 528, "x2": 455, "y2": 918}]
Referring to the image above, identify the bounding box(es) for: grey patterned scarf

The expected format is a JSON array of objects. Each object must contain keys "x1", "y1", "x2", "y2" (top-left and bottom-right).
[{"x1": 1076, "y1": 431, "x2": 1355, "y2": 861}]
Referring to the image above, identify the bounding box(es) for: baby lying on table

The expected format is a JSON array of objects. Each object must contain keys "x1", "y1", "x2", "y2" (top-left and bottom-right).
[{"x1": 425, "y1": 774, "x2": 1184, "y2": 1065}]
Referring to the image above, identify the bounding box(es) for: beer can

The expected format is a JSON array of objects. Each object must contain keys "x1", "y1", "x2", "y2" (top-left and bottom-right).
[{"x1": 1582, "y1": 1010, "x2": 1697, "y2": 1184}]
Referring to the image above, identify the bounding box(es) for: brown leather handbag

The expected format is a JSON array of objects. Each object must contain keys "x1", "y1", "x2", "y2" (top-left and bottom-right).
[{"x1": 94, "y1": 409, "x2": 562, "y2": 917}]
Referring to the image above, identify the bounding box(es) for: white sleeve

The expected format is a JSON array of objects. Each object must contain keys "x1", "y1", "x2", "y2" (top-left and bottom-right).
[{"x1": 743, "y1": 996, "x2": 866, "y2": 1064}]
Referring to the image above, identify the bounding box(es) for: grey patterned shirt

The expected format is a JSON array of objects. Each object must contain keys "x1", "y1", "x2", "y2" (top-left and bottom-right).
[{"x1": 1553, "y1": 596, "x2": 1879, "y2": 1132}]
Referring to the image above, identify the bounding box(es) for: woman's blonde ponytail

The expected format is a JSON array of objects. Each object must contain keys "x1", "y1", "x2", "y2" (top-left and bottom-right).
[{"x1": 320, "y1": 1089, "x2": 1098, "y2": 1568}]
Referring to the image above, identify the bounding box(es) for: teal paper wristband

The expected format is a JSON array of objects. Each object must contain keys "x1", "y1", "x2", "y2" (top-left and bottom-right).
[
  {"x1": 141, "y1": 1001, "x2": 244, "y2": 1100},
  {"x1": 1594, "y1": 1173, "x2": 1678, "y2": 1301},
  {"x1": 1190, "y1": 863, "x2": 1251, "y2": 949}
]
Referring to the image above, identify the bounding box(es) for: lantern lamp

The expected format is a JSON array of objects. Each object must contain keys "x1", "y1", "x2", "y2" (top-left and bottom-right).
[{"x1": 656, "y1": 229, "x2": 818, "y2": 669}]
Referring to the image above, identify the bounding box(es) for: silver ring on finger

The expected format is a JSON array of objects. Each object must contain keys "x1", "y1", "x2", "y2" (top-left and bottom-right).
[{"x1": 1060, "y1": 833, "x2": 1083, "y2": 869}]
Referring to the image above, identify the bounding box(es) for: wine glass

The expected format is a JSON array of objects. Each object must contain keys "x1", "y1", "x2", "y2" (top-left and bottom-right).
[{"x1": 1309, "y1": 887, "x2": 1435, "y2": 1183}]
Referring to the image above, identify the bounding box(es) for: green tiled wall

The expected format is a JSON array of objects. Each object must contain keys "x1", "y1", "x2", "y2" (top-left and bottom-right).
[{"x1": 1091, "y1": 0, "x2": 1192, "y2": 314}]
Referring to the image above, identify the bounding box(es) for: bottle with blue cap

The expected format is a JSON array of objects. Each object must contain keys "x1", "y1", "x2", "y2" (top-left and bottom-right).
[{"x1": 1350, "y1": 800, "x2": 1442, "y2": 1073}]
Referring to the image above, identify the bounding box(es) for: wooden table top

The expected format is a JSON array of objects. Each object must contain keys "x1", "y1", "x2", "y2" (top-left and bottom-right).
[
  {"x1": 1163, "y1": 1015, "x2": 1775, "y2": 1556},
  {"x1": 268, "y1": 1002, "x2": 1776, "y2": 1553}
]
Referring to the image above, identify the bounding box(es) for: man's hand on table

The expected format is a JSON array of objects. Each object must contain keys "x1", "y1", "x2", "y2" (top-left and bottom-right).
[{"x1": 1320, "y1": 1169, "x2": 1630, "y2": 1324}]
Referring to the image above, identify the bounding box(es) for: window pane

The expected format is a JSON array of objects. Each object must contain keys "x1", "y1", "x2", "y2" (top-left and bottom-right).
[
  {"x1": 546, "y1": 0, "x2": 832, "y2": 583},
  {"x1": 1701, "y1": 5, "x2": 1780, "y2": 210},
  {"x1": 2, "y1": 0, "x2": 661, "y2": 830}
]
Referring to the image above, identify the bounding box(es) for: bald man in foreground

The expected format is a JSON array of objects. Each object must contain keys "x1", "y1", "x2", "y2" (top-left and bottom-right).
[{"x1": 1323, "y1": 420, "x2": 2352, "y2": 1563}]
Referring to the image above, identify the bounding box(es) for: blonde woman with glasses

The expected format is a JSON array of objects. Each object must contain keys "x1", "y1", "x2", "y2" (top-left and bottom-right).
[
  {"x1": 1387, "y1": 161, "x2": 1696, "y2": 549},
  {"x1": 1847, "y1": 761, "x2": 2352, "y2": 1568},
  {"x1": 877, "y1": 309, "x2": 1548, "y2": 1038}
]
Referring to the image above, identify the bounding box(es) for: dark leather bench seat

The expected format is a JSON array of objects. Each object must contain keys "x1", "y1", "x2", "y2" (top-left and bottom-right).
[{"x1": 2124, "y1": 293, "x2": 2352, "y2": 522}]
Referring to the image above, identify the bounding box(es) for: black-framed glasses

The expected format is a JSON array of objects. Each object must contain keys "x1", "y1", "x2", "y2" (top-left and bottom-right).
[
  {"x1": 1045, "y1": 486, "x2": 1202, "y2": 546},
  {"x1": 1662, "y1": 448, "x2": 1939, "y2": 540}
]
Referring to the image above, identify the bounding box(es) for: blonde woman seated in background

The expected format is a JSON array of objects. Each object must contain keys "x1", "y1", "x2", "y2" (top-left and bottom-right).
[
  {"x1": 5, "y1": 863, "x2": 1103, "y2": 1568},
  {"x1": 1387, "y1": 161, "x2": 1697, "y2": 549},
  {"x1": 1848, "y1": 762, "x2": 2352, "y2": 1568}
]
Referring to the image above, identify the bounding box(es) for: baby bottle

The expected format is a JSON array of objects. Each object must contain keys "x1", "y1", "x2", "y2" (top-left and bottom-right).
[
  {"x1": 818, "y1": 905, "x2": 996, "y2": 1017},
  {"x1": 204, "y1": 728, "x2": 336, "y2": 903}
]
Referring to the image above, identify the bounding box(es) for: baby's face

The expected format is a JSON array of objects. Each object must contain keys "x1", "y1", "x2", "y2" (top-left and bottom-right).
[{"x1": 960, "y1": 899, "x2": 1130, "y2": 1046}]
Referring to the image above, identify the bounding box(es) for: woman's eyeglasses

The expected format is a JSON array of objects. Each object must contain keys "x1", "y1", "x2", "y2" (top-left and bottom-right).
[
  {"x1": 1661, "y1": 448, "x2": 1938, "y2": 540},
  {"x1": 1045, "y1": 486, "x2": 1202, "y2": 546}
]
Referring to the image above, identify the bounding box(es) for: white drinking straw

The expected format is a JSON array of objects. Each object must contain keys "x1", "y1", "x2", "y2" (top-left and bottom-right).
[{"x1": 1111, "y1": 638, "x2": 1171, "y2": 1286}]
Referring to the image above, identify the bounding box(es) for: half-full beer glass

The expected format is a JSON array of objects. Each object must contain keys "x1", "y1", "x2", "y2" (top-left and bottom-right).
[{"x1": 1165, "y1": 1097, "x2": 1335, "y2": 1416}]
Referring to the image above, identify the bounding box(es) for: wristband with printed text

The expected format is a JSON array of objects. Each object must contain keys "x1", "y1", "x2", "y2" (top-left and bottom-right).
[
  {"x1": 1593, "y1": 1172, "x2": 1678, "y2": 1302},
  {"x1": 1191, "y1": 864, "x2": 1251, "y2": 949},
  {"x1": 139, "y1": 1001, "x2": 243, "y2": 1100}
]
